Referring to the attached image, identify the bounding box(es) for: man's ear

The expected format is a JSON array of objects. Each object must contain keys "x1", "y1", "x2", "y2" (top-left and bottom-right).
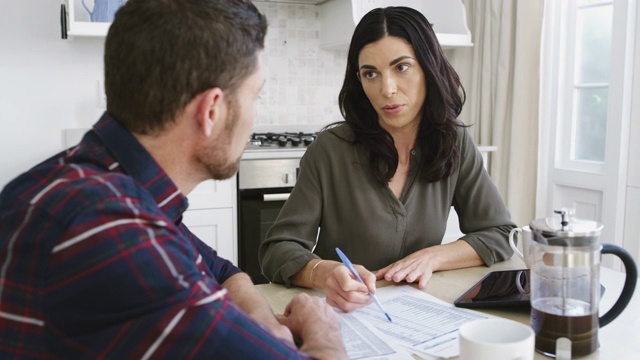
[{"x1": 195, "y1": 87, "x2": 225, "y2": 137}]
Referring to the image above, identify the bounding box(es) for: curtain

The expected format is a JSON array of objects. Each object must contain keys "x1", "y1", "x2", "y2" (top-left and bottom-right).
[{"x1": 444, "y1": 0, "x2": 544, "y2": 226}]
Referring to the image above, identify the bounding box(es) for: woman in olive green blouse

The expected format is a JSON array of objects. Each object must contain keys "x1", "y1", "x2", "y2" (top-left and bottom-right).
[{"x1": 259, "y1": 6, "x2": 516, "y2": 313}]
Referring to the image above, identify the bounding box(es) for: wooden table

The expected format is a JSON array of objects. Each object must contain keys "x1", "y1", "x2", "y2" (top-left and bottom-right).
[{"x1": 256, "y1": 257, "x2": 640, "y2": 359}]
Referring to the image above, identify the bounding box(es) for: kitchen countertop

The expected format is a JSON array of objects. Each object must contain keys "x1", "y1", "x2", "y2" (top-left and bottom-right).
[
  {"x1": 241, "y1": 148, "x2": 307, "y2": 160},
  {"x1": 241, "y1": 145, "x2": 497, "y2": 160}
]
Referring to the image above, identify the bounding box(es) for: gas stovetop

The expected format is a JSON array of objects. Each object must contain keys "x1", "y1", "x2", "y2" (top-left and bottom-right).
[{"x1": 245, "y1": 132, "x2": 317, "y2": 151}]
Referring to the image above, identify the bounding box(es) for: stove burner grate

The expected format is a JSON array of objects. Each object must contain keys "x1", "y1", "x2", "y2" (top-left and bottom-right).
[{"x1": 248, "y1": 132, "x2": 317, "y2": 148}]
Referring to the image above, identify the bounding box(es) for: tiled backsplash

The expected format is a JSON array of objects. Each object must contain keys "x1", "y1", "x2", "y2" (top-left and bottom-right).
[{"x1": 254, "y1": 2, "x2": 346, "y2": 127}]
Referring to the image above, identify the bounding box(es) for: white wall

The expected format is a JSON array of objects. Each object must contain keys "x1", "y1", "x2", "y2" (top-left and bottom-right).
[
  {"x1": 0, "y1": 0, "x2": 106, "y2": 188},
  {"x1": 0, "y1": 1, "x2": 345, "y2": 189}
]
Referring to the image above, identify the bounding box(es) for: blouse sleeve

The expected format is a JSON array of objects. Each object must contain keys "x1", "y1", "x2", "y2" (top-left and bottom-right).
[
  {"x1": 453, "y1": 128, "x2": 516, "y2": 265},
  {"x1": 259, "y1": 142, "x2": 324, "y2": 286}
]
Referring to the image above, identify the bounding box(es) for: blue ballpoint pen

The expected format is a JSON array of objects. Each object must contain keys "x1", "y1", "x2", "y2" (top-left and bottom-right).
[{"x1": 335, "y1": 247, "x2": 392, "y2": 322}]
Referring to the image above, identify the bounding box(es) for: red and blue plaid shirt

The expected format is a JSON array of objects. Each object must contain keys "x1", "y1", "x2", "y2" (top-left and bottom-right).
[{"x1": 0, "y1": 112, "x2": 308, "y2": 359}]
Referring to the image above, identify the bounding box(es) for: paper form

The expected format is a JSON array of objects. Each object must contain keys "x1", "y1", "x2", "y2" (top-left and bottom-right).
[
  {"x1": 342, "y1": 285, "x2": 488, "y2": 359},
  {"x1": 340, "y1": 313, "x2": 414, "y2": 359}
]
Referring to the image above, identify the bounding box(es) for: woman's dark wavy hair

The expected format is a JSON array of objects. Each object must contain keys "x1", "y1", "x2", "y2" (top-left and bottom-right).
[{"x1": 338, "y1": 6, "x2": 466, "y2": 184}]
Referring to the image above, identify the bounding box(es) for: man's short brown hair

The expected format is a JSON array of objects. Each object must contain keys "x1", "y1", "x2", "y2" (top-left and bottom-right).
[{"x1": 104, "y1": 0, "x2": 267, "y2": 134}]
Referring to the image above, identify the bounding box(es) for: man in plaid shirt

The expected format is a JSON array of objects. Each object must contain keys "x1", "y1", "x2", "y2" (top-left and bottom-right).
[{"x1": 0, "y1": 0, "x2": 345, "y2": 358}]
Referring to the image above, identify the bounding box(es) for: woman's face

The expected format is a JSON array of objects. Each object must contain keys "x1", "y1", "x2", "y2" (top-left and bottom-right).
[{"x1": 357, "y1": 36, "x2": 426, "y2": 134}]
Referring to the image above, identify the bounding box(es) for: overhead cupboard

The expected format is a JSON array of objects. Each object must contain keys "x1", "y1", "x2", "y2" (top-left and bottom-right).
[{"x1": 318, "y1": 0, "x2": 473, "y2": 49}]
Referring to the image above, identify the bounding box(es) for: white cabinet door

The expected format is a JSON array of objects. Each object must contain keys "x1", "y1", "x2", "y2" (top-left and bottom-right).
[
  {"x1": 182, "y1": 208, "x2": 237, "y2": 265},
  {"x1": 184, "y1": 178, "x2": 237, "y2": 265},
  {"x1": 188, "y1": 177, "x2": 236, "y2": 210}
]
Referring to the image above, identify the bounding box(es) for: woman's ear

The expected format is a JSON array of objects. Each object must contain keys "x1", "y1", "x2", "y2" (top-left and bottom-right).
[{"x1": 195, "y1": 87, "x2": 225, "y2": 137}]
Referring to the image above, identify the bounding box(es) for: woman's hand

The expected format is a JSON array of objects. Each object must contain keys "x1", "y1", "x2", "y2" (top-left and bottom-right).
[
  {"x1": 375, "y1": 248, "x2": 437, "y2": 288},
  {"x1": 375, "y1": 241, "x2": 485, "y2": 288},
  {"x1": 317, "y1": 262, "x2": 375, "y2": 312}
]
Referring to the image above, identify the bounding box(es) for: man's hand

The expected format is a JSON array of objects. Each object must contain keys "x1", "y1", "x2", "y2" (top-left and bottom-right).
[
  {"x1": 278, "y1": 293, "x2": 347, "y2": 360},
  {"x1": 223, "y1": 272, "x2": 294, "y2": 344}
]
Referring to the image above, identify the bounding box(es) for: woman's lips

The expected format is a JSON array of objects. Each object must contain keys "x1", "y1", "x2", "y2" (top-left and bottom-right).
[{"x1": 382, "y1": 104, "x2": 404, "y2": 115}]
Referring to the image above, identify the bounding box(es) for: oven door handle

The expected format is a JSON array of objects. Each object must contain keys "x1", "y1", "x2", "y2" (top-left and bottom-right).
[{"x1": 263, "y1": 193, "x2": 290, "y2": 202}]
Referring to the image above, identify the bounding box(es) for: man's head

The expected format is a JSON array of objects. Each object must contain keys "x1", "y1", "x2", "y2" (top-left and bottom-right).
[{"x1": 104, "y1": 0, "x2": 268, "y2": 135}]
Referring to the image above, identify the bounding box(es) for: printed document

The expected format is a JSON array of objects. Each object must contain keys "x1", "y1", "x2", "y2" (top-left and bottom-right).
[{"x1": 339, "y1": 285, "x2": 488, "y2": 359}]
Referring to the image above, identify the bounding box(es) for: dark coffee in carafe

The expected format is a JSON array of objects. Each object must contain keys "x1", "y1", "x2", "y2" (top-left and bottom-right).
[{"x1": 530, "y1": 307, "x2": 598, "y2": 357}]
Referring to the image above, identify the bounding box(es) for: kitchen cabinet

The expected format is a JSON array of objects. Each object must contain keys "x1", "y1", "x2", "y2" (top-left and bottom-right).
[
  {"x1": 183, "y1": 177, "x2": 238, "y2": 265},
  {"x1": 253, "y1": 0, "x2": 324, "y2": 4},
  {"x1": 319, "y1": 0, "x2": 473, "y2": 49}
]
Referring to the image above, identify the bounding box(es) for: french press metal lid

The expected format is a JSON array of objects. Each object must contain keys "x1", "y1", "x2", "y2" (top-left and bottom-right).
[{"x1": 529, "y1": 208, "x2": 603, "y2": 247}]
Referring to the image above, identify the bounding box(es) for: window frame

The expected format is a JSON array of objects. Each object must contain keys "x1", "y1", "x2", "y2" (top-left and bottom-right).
[{"x1": 555, "y1": 0, "x2": 614, "y2": 174}]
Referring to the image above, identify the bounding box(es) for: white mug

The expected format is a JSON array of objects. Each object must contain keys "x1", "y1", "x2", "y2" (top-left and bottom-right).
[
  {"x1": 509, "y1": 226, "x2": 532, "y2": 268},
  {"x1": 459, "y1": 318, "x2": 534, "y2": 360}
]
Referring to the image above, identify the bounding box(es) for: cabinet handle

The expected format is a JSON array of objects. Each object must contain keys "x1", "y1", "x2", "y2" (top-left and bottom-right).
[{"x1": 263, "y1": 193, "x2": 290, "y2": 202}]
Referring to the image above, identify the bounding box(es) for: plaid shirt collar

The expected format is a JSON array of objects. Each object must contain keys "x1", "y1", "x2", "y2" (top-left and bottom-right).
[{"x1": 91, "y1": 111, "x2": 188, "y2": 222}]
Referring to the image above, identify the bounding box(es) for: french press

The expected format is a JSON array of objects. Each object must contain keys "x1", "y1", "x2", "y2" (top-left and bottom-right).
[{"x1": 529, "y1": 209, "x2": 637, "y2": 358}]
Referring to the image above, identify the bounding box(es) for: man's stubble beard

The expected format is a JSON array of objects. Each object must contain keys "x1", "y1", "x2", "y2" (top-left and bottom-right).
[{"x1": 198, "y1": 99, "x2": 243, "y2": 181}]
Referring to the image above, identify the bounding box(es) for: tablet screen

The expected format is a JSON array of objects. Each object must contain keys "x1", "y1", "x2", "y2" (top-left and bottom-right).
[
  {"x1": 454, "y1": 269, "x2": 530, "y2": 308},
  {"x1": 454, "y1": 269, "x2": 605, "y2": 309}
]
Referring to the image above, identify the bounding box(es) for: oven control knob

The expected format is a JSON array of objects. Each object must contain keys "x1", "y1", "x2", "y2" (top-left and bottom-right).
[{"x1": 283, "y1": 172, "x2": 296, "y2": 185}]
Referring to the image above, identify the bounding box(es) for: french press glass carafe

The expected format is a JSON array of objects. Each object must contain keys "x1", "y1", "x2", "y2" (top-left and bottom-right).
[{"x1": 529, "y1": 209, "x2": 637, "y2": 358}]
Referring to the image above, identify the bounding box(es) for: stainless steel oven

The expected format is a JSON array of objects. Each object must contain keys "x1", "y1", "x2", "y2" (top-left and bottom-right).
[{"x1": 237, "y1": 132, "x2": 315, "y2": 284}]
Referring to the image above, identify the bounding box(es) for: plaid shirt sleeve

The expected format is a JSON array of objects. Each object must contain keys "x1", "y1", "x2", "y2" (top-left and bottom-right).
[
  {"x1": 0, "y1": 171, "x2": 311, "y2": 359},
  {"x1": 179, "y1": 221, "x2": 241, "y2": 283}
]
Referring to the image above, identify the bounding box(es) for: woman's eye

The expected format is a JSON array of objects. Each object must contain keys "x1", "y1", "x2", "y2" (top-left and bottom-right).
[
  {"x1": 397, "y1": 63, "x2": 410, "y2": 72},
  {"x1": 363, "y1": 71, "x2": 377, "y2": 79}
]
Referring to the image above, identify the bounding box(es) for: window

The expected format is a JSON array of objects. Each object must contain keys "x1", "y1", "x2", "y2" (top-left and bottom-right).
[{"x1": 558, "y1": 0, "x2": 613, "y2": 172}]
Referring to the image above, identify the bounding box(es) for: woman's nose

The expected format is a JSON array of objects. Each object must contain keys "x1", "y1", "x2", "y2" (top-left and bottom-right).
[{"x1": 381, "y1": 76, "x2": 397, "y2": 97}]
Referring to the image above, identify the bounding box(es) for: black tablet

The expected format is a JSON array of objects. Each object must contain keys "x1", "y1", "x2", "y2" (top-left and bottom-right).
[
  {"x1": 454, "y1": 269, "x2": 606, "y2": 309},
  {"x1": 454, "y1": 269, "x2": 531, "y2": 308}
]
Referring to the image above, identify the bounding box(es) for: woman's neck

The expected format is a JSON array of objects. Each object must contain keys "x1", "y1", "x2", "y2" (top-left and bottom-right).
[{"x1": 388, "y1": 128, "x2": 417, "y2": 164}]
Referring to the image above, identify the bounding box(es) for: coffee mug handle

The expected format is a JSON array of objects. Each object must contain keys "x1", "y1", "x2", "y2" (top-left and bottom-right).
[
  {"x1": 509, "y1": 228, "x2": 524, "y2": 261},
  {"x1": 599, "y1": 244, "x2": 638, "y2": 327}
]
